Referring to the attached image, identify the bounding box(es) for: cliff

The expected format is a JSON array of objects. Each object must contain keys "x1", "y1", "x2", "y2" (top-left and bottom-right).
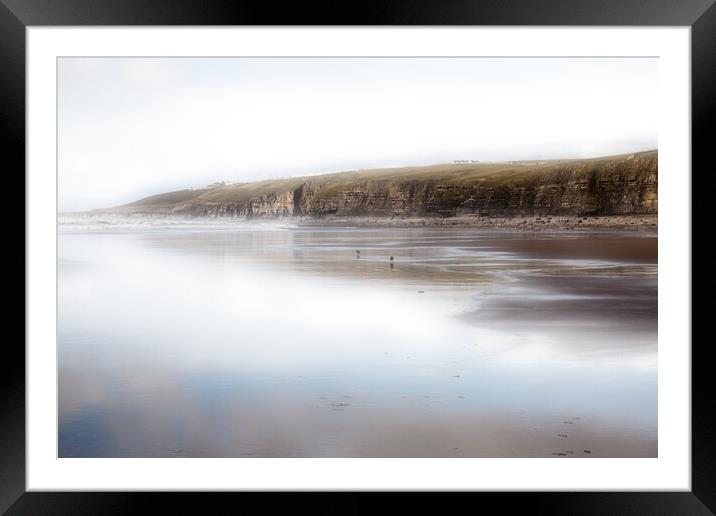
[{"x1": 103, "y1": 150, "x2": 657, "y2": 220}]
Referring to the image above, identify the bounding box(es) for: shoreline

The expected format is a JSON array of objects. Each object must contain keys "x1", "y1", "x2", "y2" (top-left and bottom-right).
[
  {"x1": 65, "y1": 212, "x2": 658, "y2": 232},
  {"x1": 294, "y1": 214, "x2": 658, "y2": 232}
]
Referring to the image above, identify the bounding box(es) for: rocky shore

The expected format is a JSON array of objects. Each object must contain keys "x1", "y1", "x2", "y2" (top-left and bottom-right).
[{"x1": 296, "y1": 214, "x2": 658, "y2": 231}]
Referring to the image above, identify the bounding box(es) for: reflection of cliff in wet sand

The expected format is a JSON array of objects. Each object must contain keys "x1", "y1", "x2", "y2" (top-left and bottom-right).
[{"x1": 99, "y1": 150, "x2": 657, "y2": 229}]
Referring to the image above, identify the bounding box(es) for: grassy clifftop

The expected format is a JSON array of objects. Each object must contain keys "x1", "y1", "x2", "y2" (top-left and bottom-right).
[{"x1": 104, "y1": 150, "x2": 657, "y2": 220}]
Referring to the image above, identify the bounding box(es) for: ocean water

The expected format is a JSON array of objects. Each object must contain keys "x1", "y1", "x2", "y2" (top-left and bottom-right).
[{"x1": 58, "y1": 217, "x2": 657, "y2": 457}]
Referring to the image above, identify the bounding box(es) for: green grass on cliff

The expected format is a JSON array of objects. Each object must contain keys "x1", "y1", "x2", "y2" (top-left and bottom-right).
[
  {"x1": 199, "y1": 178, "x2": 306, "y2": 203},
  {"x1": 116, "y1": 150, "x2": 657, "y2": 209},
  {"x1": 124, "y1": 188, "x2": 212, "y2": 207}
]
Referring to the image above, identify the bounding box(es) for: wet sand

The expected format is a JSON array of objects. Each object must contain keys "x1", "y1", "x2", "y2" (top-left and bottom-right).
[{"x1": 58, "y1": 222, "x2": 657, "y2": 457}]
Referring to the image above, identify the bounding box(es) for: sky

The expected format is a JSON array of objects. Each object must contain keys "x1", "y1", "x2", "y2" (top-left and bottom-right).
[{"x1": 58, "y1": 57, "x2": 657, "y2": 212}]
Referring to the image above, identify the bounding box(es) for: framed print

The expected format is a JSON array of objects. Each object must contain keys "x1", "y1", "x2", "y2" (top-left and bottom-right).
[{"x1": 4, "y1": 0, "x2": 711, "y2": 513}]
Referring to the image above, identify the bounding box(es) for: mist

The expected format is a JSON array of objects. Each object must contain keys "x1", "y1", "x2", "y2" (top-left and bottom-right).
[{"x1": 58, "y1": 57, "x2": 657, "y2": 212}]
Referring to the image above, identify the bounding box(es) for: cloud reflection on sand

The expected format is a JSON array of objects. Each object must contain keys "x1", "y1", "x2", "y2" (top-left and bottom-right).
[{"x1": 58, "y1": 222, "x2": 657, "y2": 457}]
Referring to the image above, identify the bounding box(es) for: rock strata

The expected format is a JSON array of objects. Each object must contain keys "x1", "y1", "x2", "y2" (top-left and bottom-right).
[{"x1": 101, "y1": 150, "x2": 658, "y2": 223}]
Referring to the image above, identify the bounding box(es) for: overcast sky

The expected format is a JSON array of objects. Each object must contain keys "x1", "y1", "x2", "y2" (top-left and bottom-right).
[{"x1": 58, "y1": 57, "x2": 657, "y2": 212}]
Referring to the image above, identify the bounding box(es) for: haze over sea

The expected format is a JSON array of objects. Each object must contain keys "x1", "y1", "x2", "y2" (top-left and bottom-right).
[{"x1": 58, "y1": 216, "x2": 657, "y2": 457}]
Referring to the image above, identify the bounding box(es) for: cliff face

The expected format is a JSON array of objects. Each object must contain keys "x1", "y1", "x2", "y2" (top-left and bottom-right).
[
  {"x1": 107, "y1": 150, "x2": 657, "y2": 219},
  {"x1": 188, "y1": 190, "x2": 296, "y2": 218}
]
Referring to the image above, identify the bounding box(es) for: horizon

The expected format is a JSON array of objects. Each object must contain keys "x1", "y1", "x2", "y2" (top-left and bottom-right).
[{"x1": 59, "y1": 57, "x2": 658, "y2": 212}]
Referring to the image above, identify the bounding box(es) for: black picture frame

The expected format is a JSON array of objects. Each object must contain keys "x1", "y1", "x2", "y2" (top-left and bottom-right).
[{"x1": 3, "y1": 1, "x2": 709, "y2": 514}]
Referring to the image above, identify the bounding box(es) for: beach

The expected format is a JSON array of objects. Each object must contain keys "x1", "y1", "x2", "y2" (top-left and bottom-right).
[{"x1": 58, "y1": 220, "x2": 657, "y2": 457}]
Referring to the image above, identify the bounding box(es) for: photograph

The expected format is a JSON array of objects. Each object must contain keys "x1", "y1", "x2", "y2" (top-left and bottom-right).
[{"x1": 57, "y1": 56, "x2": 659, "y2": 459}]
